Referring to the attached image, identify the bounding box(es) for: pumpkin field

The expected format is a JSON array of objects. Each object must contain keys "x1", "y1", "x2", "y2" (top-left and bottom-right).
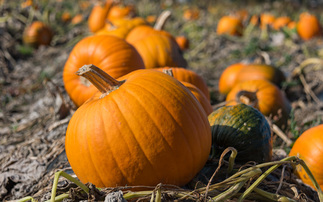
[{"x1": 2, "y1": 0, "x2": 323, "y2": 201}]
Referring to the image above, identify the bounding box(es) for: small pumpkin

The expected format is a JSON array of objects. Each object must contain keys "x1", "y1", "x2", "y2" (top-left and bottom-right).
[
  {"x1": 65, "y1": 64, "x2": 212, "y2": 188},
  {"x1": 226, "y1": 79, "x2": 291, "y2": 128},
  {"x1": 216, "y1": 16, "x2": 243, "y2": 36},
  {"x1": 23, "y1": 21, "x2": 53, "y2": 47},
  {"x1": 183, "y1": 8, "x2": 200, "y2": 21},
  {"x1": 71, "y1": 14, "x2": 83, "y2": 25},
  {"x1": 175, "y1": 36, "x2": 190, "y2": 51},
  {"x1": 218, "y1": 63, "x2": 246, "y2": 95},
  {"x1": 106, "y1": 4, "x2": 136, "y2": 21},
  {"x1": 156, "y1": 67, "x2": 210, "y2": 100},
  {"x1": 61, "y1": 11, "x2": 71, "y2": 23},
  {"x1": 249, "y1": 15, "x2": 260, "y2": 26},
  {"x1": 63, "y1": 35, "x2": 145, "y2": 107},
  {"x1": 289, "y1": 124, "x2": 323, "y2": 190},
  {"x1": 297, "y1": 12, "x2": 321, "y2": 40},
  {"x1": 208, "y1": 103, "x2": 272, "y2": 163},
  {"x1": 272, "y1": 16, "x2": 291, "y2": 30}
]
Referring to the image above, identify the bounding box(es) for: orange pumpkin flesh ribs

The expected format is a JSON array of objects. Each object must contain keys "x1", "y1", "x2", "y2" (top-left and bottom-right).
[
  {"x1": 156, "y1": 67, "x2": 210, "y2": 101},
  {"x1": 63, "y1": 35, "x2": 145, "y2": 107},
  {"x1": 226, "y1": 79, "x2": 291, "y2": 128},
  {"x1": 289, "y1": 124, "x2": 323, "y2": 190},
  {"x1": 65, "y1": 64, "x2": 212, "y2": 188}
]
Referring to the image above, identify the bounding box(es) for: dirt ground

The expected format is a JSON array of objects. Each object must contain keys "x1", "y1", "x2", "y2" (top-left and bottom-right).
[{"x1": 1, "y1": 0, "x2": 323, "y2": 201}]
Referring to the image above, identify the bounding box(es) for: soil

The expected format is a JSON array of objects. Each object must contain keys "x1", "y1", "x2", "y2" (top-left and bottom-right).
[{"x1": 1, "y1": 0, "x2": 323, "y2": 201}]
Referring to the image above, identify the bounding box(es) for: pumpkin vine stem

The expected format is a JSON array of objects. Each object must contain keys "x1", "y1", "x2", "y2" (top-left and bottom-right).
[
  {"x1": 236, "y1": 90, "x2": 259, "y2": 109},
  {"x1": 77, "y1": 64, "x2": 124, "y2": 97}
]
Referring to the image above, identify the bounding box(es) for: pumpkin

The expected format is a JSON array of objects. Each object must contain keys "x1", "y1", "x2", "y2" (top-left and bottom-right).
[
  {"x1": 183, "y1": 8, "x2": 200, "y2": 21},
  {"x1": 61, "y1": 11, "x2": 71, "y2": 23},
  {"x1": 287, "y1": 21, "x2": 296, "y2": 29},
  {"x1": 95, "y1": 17, "x2": 147, "y2": 39},
  {"x1": 297, "y1": 12, "x2": 321, "y2": 40},
  {"x1": 23, "y1": 21, "x2": 53, "y2": 47},
  {"x1": 208, "y1": 103, "x2": 272, "y2": 163},
  {"x1": 226, "y1": 79, "x2": 291, "y2": 128},
  {"x1": 65, "y1": 64, "x2": 212, "y2": 188},
  {"x1": 88, "y1": 0, "x2": 114, "y2": 33},
  {"x1": 234, "y1": 63, "x2": 286, "y2": 88},
  {"x1": 260, "y1": 13, "x2": 275, "y2": 29},
  {"x1": 249, "y1": 15, "x2": 260, "y2": 26},
  {"x1": 156, "y1": 67, "x2": 210, "y2": 100},
  {"x1": 175, "y1": 36, "x2": 190, "y2": 51},
  {"x1": 289, "y1": 124, "x2": 323, "y2": 190},
  {"x1": 63, "y1": 35, "x2": 145, "y2": 107},
  {"x1": 272, "y1": 16, "x2": 291, "y2": 30},
  {"x1": 128, "y1": 33, "x2": 187, "y2": 69},
  {"x1": 218, "y1": 63, "x2": 246, "y2": 95},
  {"x1": 235, "y1": 9, "x2": 249, "y2": 23},
  {"x1": 71, "y1": 14, "x2": 83, "y2": 25},
  {"x1": 106, "y1": 4, "x2": 136, "y2": 21},
  {"x1": 161, "y1": 68, "x2": 212, "y2": 115},
  {"x1": 126, "y1": 25, "x2": 173, "y2": 43},
  {"x1": 216, "y1": 16, "x2": 243, "y2": 36}
]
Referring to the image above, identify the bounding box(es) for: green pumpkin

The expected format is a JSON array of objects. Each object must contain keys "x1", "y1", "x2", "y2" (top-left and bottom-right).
[{"x1": 208, "y1": 103, "x2": 272, "y2": 163}]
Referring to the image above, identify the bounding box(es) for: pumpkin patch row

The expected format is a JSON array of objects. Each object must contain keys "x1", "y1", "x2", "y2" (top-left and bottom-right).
[{"x1": 216, "y1": 11, "x2": 321, "y2": 40}]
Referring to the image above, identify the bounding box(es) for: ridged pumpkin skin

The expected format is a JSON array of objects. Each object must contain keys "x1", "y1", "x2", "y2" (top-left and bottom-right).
[
  {"x1": 129, "y1": 34, "x2": 187, "y2": 69},
  {"x1": 297, "y1": 12, "x2": 321, "y2": 40},
  {"x1": 226, "y1": 79, "x2": 291, "y2": 128},
  {"x1": 289, "y1": 124, "x2": 323, "y2": 190},
  {"x1": 181, "y1": 82, "x2": 213, "y2": 115},
  {"x1": 208, "y1": 104, "x2": 272, "y2": 163},
  {"x1": 156, "y1": 67, "x2": 210, "y2": 100},
  {"x1": 63, "y1": 35, "x2": 145, "y2": 107},
  {"x1": 23, "y1": 21, "x2": 53, "y2": 47},
  {"x1": 65, "y1": 67, "x2": 212, "y2": 188},
  {"x1": 235, "y1": 64, "x2": 286, "y2": 88},
  {"x1": 218, "y1": 63, "x2": 246, "y2": 95},
  {"x1": 216, "y1": 16, "x2": 243, "y2": 36}
]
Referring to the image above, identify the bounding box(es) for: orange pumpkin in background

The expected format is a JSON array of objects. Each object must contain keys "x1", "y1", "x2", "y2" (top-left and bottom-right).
[
  {"x1": 65, "y1": 65, "x2": 212, "y2": 188},
  {"x1": 175, "y1": 36, "x2": 190, "y2": 51},
  {"x1": 272, "y1": 16, "x2": 291, "y2": 30},
  {"x1": 226, "y1": 79, "x2": 291, "y2": 128},
  {"x1": 218, "y1": 63, "x2": 246, "y2": 95},
  {"x1": 297, "y1": 12, "x2": 321, "y2": 40},
  {"x1": 88, "y1": 0, "x2": 114, "y2": 33},
  {"x1": 23, "y1": 21, "x2": 53, "y2": 47},
  {"x1": 289, "y1": 124, "x2": 323, "y2": 190},
  {"x1": 216, "y1": 16, "x2": 243, "y2": 36},
  {"x1": 260, "y1": 13, "x2": 275, "y2": 29},
  {"x1": 106, "y1": 4, "x2": 136, "y2": 21},
  {"x1": 63, "y1": 35, "x2": 145, "y2": 107}
]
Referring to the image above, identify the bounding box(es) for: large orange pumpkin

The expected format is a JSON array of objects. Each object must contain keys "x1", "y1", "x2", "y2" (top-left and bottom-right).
[
  {"x1": 297, "y1": 12, "x2": 321, "y2": 40},
  {"x1": 63, "y1": 35, "x2": 145, "y2": 107},
  {"x1": 226, "y1": 79, "x2": 291, "y2": 128},
  {"x1": 216, "y1": 16, "x2": 243, "y2": 36},
  {"x1": 156, "y1": 67, "x2": 210, "y2": 100},
  {"x1": 65, "y1": 64, "x2": 212, "y2": 188},
  {"x1": 289, "y1": 124, "x2": 323, "y2": 190},
  {"x1": 23, "y1": 21, "x2": 53, "y2": 47},
  {"x1": 218, "y1": 63, "x2": 246, "y2": 95}
]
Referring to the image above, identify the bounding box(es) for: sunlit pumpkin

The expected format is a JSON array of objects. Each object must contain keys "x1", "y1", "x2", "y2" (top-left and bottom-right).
[
  {"x1": 71, "y1": 14, "x2": 83, "y2": 25},
  {"x1": 88, "y1": 0, "x2": 114, "y2": 33},
  {"x1": 260, "y1": 13, "x2": 275, "y2": 29},
  {"x1": 65, "y1": 65, "x2": 212, "y2": 188},
  {"x1": 289, "y1": 124, "x2": 323, "y2": 190},
  {"x1": 61, "y1": 11, "x2": 71, "y2": 23},
  {"x1": 216, "y1": 16, "x2": 243, "y2": 36},
  {"x1": 63, "y1": 35, "x2": 145, "y2": 107},
  {"x1": 23, "y1": 21, "x2": 53, "y2": 47},
  {"x1": 218, "y1": 63, "x2": 246, "y2": 95},
  {"x1": 297, "y1": 12, "x2": 321, "y2": 40},
  {"x1": 249, "y1": 15, "x2": 260, "y2": 26},
  {"x1": 226, "y1": 79, "x2": 291, "y2": 128},
  {"x1": 106, "y1": 4, "x2": 136, "y2": 21}
]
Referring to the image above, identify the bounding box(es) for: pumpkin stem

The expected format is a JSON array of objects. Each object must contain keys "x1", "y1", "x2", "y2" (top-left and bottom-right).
[
  {"x1": 236, "y1": 90, "x2": 259, "y2": 109},
  {"x1": 154, "y1": 10, "x2": 171, "y2": 30},
  {"x1": 162, "y1": 68, "x2": 173, "y2": 77},
  {"x1": 76, "y1": 64, "x2": 124, "y2": 97}
]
